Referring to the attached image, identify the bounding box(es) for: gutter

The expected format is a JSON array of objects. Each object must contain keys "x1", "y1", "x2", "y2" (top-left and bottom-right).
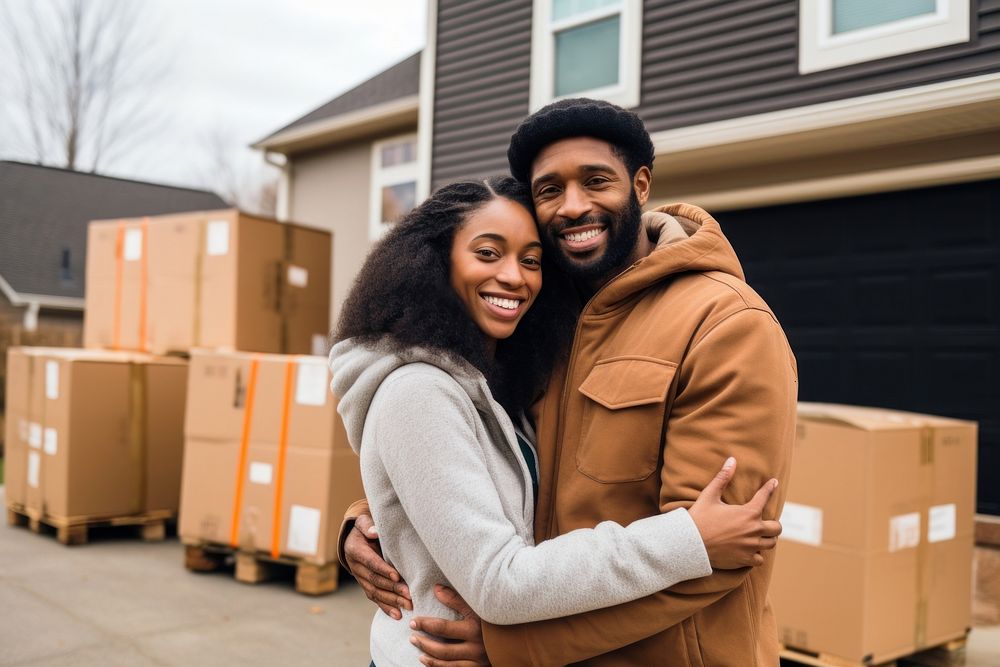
[
  {"x1": 0, "y1": 272, "x2": 85, "y2": 311},
  {"x1": 252, "y1": 95, "x2": 420, "y2": 155}
]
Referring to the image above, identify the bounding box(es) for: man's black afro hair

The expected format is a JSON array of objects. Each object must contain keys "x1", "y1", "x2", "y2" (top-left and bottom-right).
[{"x1": 507, "y1": 97, "x2": 655, "y2": 184}]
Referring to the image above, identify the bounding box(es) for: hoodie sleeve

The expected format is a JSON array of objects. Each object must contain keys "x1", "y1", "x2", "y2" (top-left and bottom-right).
[{"x1": 369, "y1": 368, "x2": 712, "y2": 625}]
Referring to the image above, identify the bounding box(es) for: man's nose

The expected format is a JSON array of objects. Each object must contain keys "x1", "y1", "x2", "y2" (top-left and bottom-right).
[{"x1": 557, "y1": 183, "x2": 592, "y2": 221}]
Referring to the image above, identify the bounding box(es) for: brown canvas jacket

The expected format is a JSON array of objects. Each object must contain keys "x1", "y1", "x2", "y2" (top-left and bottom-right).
[{"x1": 480, "y1": 203, "x2": 798, "y2": 666}]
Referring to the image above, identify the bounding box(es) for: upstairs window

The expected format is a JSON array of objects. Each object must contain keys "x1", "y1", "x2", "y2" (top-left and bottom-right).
[
  {"x1": 370, "y1": 134, "x2": 418, "y2": 241},
  {"x1": 530, "y1": 0, "x2": 642, "y2": 111},
  {"x1": 799, "y1": 0, "x2": 971, "y2": 74}
]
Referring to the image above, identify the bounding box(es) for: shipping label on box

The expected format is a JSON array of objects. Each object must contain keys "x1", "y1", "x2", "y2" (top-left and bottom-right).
[{"x1": 780, "y1": 502, "x2": 823, "y2": 546}]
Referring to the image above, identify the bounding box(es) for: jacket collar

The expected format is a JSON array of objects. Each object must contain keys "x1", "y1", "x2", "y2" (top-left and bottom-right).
[{"x1": 587, "y1": 203, "x2": 745, "y2": 315}]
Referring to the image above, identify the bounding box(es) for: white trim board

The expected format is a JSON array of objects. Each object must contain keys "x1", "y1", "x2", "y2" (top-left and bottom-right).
[
  {"x1": 0, "y1": 273, "x2": 85, "y2": 310},
  {"x1": 652, "y1": 155, "x2": 1000, "y2": 212},
  {"x1": 417, "y1": 6, "x2": 436, "y2": 200},
  {"x1": 649, "y1": 72, "x2": 1000, "y2": 157}
]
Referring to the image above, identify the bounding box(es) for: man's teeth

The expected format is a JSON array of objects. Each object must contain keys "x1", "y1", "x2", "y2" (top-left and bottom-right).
[
  {"x1": 564, "y1": 228, "x2": 603, "y2": 242},
  {"x1": 483, "y1": 295, "x2": 520, "y2": 310}
]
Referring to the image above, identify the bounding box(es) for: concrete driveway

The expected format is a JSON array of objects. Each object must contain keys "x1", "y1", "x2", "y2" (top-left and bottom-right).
[{"x1": 0, "y1": 488, "x2": 373, "y2": 666}]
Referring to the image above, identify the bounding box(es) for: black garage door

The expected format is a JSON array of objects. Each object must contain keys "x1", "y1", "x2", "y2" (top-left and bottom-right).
[{"x1": 719, "y1": 179, "x2": 999, "y2": 516}]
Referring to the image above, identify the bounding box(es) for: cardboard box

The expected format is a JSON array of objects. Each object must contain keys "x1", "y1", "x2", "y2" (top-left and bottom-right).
[
  {"x1": 83, "y1": 209, "x2": 331, "y2": 356},
  {"x1": 3, "y1": 347, "x2": 188, "y2": 520},
  {"x1": 772, "y1": 403, "x2": 977, "y2": 664},
  {"x1": 179, "y1": 350, "x2": 362, "y2": 564}
]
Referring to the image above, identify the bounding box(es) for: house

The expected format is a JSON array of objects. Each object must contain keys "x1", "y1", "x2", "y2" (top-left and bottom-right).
[
  {"x1": 0, "y1": 160, "x2": 227, "y2": 444},
  {"x1": 256, "y1": 1, "x2": 1000, "y2": 518},
  {"x1": 252, "y1": 51, "x2": 421, "y2": 325}
]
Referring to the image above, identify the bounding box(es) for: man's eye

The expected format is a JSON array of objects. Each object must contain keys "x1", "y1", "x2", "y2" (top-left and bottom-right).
[
  {"x1": 536, "y1": 186, "x2": 559, "y2": 197},
  {"x1": 587, "y1": 177, "x2": 609, "y2": 186}
]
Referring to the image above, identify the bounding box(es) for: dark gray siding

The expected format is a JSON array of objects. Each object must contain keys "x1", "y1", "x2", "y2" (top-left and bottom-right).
[
  {"x1": 431, "y1": 0, "x2": 532, "y2": 191},
  {"x1": 431, "y1": 0, "x2": 1000, "y2": 181}
]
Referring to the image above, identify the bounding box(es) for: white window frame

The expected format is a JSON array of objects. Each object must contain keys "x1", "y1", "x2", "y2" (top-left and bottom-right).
[
  {"x1": 369, "y1": 133, "x2": 419, "y2": 242},
  {"x1": 799, "y1": 0, "x2": 971, "y2": 74},
  {"x1": 529, "y1": 0, "x2": 642, "y2": 111}
]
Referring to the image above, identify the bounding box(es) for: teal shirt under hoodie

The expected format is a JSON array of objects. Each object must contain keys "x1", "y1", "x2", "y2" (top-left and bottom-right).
[{"x1": 329, "y1": 339, "x2": 711, "y2": 667}]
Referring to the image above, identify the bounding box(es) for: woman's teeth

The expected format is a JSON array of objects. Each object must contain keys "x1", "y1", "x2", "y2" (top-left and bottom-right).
[
  {"x1": 564, "y1": 228, "x2": 603, "y2": 242},
  {"x1": 483, "y1": 295, "x2": 520, "y2": 310}
]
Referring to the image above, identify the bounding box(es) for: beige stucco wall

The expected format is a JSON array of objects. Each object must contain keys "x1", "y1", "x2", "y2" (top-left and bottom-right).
[{"x1": 287, "y1": 140, "x2": 375, "y2": 331}]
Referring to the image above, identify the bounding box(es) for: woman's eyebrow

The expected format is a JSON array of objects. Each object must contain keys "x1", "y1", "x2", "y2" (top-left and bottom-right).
[{"x1": 471, "y1": 233, "x2": 506, "y2": 242}]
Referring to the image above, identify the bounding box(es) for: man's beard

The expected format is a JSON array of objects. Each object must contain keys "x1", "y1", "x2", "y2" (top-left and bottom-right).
[{"x1": 542, "y1": 192, "x2": 643, "y2": 284}]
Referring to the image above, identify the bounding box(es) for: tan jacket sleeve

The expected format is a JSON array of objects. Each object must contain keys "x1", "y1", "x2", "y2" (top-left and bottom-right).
[
  {"x1": 482, "y1": 308, "x2": 796, "y2": 665},
  {"x1": 337, "y1": 498, "x2": 371, "y2": 572}
]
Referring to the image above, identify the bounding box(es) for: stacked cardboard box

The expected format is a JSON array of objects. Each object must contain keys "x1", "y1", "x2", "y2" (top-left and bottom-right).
[
  {"x1": 772, "y1": 403, "x2": 977, "y2": 664},
  {"x1": 4, "y1": 348, "x2": 187, "y2": 521},
  {"x1": 84, "y1": 209, "x2": 331, "y2": 356},
  {"x1": 179, "y1": 351, "x2": 363, "y2": 564}
]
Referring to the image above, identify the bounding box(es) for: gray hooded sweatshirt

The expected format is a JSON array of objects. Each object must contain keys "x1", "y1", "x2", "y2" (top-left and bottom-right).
[{"x1": 330, "y1": 340, "x2": 711, "y2": 667}]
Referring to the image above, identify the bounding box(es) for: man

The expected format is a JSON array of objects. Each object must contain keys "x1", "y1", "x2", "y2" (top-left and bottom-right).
[{"x1": 342, "y1": 98, "x2": 797, "y2": 665}]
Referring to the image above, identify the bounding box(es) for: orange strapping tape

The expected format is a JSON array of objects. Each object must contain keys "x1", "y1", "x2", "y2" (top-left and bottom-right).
[
  {"x1": 229, "y1": 358, "x2": 259, "y2": 548},
  {"x1": 112, "y1": 223, "x2": 125, "y2": 350},
  {"x1": 270, "y1": 360, "x2": 295, "y2": 559}
]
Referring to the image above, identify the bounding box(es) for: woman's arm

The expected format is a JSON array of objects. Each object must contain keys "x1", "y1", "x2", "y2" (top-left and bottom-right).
[{"x1": 370, "y1": 367, "x2": 713, "y2": 625}]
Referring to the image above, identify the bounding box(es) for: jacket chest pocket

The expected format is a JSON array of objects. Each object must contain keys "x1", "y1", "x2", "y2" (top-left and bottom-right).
[{"x1": 576, "y1": 356, "x2": 677, "y2": 483}]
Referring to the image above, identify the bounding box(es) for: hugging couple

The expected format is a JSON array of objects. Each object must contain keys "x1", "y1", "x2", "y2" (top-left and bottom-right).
[{"x1": 329, "y1": 98, "x2": 797, "y2": 666}]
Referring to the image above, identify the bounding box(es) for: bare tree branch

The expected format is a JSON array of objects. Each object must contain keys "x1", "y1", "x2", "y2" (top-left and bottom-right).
[{"x1": 0, "y1": 0, "x2": 169, "y2": 173}]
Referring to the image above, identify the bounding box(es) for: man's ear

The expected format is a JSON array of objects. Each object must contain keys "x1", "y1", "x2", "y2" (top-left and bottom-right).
[{"x1": 632, "y1": 166, "x2": 652, "y2": 206}]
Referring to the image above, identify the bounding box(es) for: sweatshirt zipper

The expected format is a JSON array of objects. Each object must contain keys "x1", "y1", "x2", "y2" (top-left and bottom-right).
[{"x1": 545, "y1": 262, "x2": 639, "y2": 539}]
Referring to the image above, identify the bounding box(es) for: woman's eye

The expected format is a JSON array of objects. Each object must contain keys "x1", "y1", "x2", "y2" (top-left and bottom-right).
[
  {"x1": 475, "y1": 248, "x2": 500, "y2": 259},
  {"x1": 522, "y1": 256, "x2": 541, "y2": 268}
]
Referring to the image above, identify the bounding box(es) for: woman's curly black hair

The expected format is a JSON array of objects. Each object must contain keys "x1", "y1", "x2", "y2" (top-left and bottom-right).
[{"x1": 335, "y1": 176, "x2": 578, "y2": 415}]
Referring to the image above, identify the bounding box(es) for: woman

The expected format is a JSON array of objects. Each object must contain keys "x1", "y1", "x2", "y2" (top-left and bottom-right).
[{"x1": 330, "y1": 177, "x2": 779, "y2": 667}]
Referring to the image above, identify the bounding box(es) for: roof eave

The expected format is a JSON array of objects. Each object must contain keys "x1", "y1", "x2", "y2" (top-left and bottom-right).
[
  {"x1": 0, "y1": 273, "x2": 85, "y2": 311},
  {"x1": 252, "y1": 95, "x2": 420, "y2": 155}
]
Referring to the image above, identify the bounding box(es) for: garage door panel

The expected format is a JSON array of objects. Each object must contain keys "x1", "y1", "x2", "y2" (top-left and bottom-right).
[
  {"x1": 781, "y1": 278, "x2": 842, "y2": 326},
  {"x1": 926, "y1": 265, "x2": 998, "y2": 326},
  {"x1": 720, "y1": 179, "x2": 1000, "y2": 516},
  {"x1": 853, "y1": 273, "x2": 913, "y2": 326},
  {"x1": 850, "y1": 349, "x2": 913, "y2": 406}
]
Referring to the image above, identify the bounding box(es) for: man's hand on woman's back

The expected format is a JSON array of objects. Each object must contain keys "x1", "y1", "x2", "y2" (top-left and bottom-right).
[
  {"x1": 345, "y1": 514, "x2": 489, "y2": 665},
  {"x1": 344, "y1": 513, "x2": 412, "y2": 618}
]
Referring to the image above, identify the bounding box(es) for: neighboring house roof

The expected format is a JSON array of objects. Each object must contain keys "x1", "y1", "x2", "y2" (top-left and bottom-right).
[
  {"x1": 253, "y1": 51, "x2": 421, "y2": 155},
  {"x1": 0, "y1": 160, "x2": 228, "y2": 309}
]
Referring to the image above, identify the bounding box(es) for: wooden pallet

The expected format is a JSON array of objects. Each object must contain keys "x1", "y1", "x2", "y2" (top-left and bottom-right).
[
  {"x1": 6, "y1": 503, "x2": 173, "y2": 545},
  {"x1": 183, "y1": 542, "x2": 340, "y2": 596},
  {"x1": 781, "y1": 635, "x2": 967, "y2": 667}
]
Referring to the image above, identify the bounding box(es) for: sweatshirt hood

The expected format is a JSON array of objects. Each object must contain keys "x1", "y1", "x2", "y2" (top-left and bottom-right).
[
  {"x1": 329, "y1": 338, "x2": 490, "y2": 455},
  {"x1": 590, "y1": 203, "x2": 745, "y2": 314}
]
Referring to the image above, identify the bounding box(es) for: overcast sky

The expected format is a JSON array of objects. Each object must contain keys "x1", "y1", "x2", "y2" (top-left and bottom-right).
[{"x1": 0, "y1": 0, "x2": 426, "y2": 195}]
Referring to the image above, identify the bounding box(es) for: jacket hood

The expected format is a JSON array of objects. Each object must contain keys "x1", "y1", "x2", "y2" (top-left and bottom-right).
[
  {"x1": 329, "y1": 338, "x2": 490, "y2": 455},
  {"x1": 590, "y1": 203, "x2": 745, "y2": 314}
]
